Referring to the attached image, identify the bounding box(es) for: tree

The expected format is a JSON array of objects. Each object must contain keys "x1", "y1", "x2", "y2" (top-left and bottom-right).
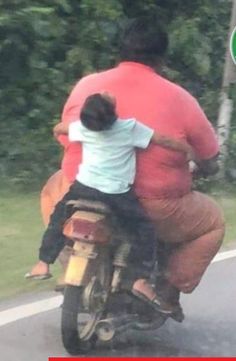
[
  {"x1": 217, "y1": 0, "x2": 236, "y2": 179},
  {"x1": 0, "y1": 0, "x2": 232, "y2": 187}
]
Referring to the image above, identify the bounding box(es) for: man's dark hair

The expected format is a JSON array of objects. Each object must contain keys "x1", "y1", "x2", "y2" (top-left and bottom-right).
[
  {"x1": 80, "y1": 94, "x2": 117, "y2": 131},
  {"x1": 120, "y1": 16, "x2": 168, "y2": 67}
]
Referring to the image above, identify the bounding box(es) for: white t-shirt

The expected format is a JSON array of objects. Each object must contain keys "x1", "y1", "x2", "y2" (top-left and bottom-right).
[{"x1": 69, "y1": 118, "x2": 154, "y2": 194}]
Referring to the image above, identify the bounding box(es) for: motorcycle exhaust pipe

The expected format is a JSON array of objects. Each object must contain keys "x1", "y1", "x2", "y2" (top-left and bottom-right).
[{"x1": 95, "y1": 314, "x2": 138, "y2": 342}]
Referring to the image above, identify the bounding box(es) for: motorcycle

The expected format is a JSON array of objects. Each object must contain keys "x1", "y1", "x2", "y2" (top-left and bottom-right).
[{"x1": 60, "y1": 198, "x2": 178, "y2": 355}]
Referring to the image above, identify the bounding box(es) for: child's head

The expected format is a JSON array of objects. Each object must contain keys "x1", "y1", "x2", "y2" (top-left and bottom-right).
[{"x1": 80, "y1": 93, "x2": 117, "y2": 131}]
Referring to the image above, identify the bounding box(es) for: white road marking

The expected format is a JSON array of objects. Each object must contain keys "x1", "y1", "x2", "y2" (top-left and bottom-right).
[
  {"x1": 0, "y1": 295, "x2": 63, "y2": 327},
  {"x1": 212, "y1": 249, "x2": 236, "y2": 263},
  {"x1": 0, "y1": 249, "x2": 235, "y2": 327}
]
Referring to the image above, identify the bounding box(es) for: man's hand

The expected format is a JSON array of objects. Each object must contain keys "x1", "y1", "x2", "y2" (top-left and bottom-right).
[
  {"x1": 186, "y1": 145, "x2": 197, "y2": 162},
  {"x1": 193, "y1": 154, "x2": 219, "y2": 178},
  {"x1": 53, "y1": 122, "x2": 69, "y2": 137}
]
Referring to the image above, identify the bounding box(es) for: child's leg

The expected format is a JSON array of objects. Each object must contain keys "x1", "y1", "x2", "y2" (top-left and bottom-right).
[
  {"x1": 27, "y1": 182, "x2": 104, "y2": 278},
  {"x1": 38, "y1": 182, "x2": 80, "y2": 264},
  {"x1": 26, "y1": 183, "x2": 79, "y2": 278},
  {"x1": 106, "y1": 189, "x2": 157, "y2": 272}
]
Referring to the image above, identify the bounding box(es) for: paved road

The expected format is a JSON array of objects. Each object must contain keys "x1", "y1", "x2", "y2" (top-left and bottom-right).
[{"x1": 0, "y1": 257, "x2": 236, "y2": 360}]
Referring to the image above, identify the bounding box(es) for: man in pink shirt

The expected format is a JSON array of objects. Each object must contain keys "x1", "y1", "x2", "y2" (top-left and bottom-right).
[{"x1": 41, "y1": 18, "x2": 224, "y2": 315}]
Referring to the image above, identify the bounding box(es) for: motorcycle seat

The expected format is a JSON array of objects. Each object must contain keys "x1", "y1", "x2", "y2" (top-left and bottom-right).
[{"x1": 66, "y1": 199, "x2": 111, "y2": 215}]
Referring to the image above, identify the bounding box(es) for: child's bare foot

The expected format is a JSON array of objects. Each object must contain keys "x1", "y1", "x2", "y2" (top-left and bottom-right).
[{"x1": 25, "y1": 261, "x2": 52, "y2": 280}]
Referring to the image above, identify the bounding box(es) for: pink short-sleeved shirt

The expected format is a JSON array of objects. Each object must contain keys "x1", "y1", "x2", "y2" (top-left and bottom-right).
[{"x1": 59, "y1": 61, "x2": 219, "y2": 199}]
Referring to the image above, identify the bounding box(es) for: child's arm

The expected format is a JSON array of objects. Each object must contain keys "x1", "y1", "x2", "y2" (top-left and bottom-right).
[
  {"x1": 53, "y1": 122, "x2": 69, "y2": 138},
  {"x1": 151, "y1": 132, "x2": 195, "y2": 161}
]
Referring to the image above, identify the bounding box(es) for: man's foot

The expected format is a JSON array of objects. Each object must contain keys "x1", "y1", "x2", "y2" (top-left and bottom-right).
[
  {"x1": 170, "y1": 305, "x2": 185, "y2": 323},
  {"x1": 131, "y1": 279, "x2": 175, "y2": 315},
  {"x1": 155, "y1": 277, "x2": 185, "y2": 322},
  {"x1": 25, "y1": 261, "x2": 52, "y2": 280}
]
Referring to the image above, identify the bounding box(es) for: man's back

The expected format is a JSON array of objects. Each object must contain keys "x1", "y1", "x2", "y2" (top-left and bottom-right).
[{"x1": 61, "y1": 61, "x2": 218, "y2": 199}]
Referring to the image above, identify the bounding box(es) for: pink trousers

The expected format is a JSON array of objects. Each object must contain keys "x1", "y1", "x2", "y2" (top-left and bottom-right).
[{"x1": 41, "y1": 171, "x2": 225, "y2": 293}]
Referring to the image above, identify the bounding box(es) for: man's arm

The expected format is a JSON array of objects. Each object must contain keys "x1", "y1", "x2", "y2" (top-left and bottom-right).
[
  {"x1": 151, "y1": 132, "x2": 195, "y2": 161},
  {"x1": 182, "y1": 96, "x2": 220, "y2": 175},
  {"x1": 53, "y1": 122, "x2": 69, "y2": 138}
]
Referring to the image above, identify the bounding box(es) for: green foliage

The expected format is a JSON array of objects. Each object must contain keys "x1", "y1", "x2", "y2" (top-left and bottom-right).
[
  {"x1": 0, "y1": 0, "x2": 233, "y2": 187},
  {"x1": 225, "y1": 85, "x2": 236, "y2": 183},
  {"x1": 0, "y1": 187, "x2": 61, "y2": 299}
]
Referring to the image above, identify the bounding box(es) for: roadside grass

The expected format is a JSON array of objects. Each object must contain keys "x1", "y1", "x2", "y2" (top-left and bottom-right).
[
  {"x1": 0, "y1": 187, "x2": 60, "y2": 300},
  {"x1": 213, "y1": 193, "x2": 236, "y2": 247},
  {"x1": 0, "y1": 185, "x2": 235, "y2": 300}
]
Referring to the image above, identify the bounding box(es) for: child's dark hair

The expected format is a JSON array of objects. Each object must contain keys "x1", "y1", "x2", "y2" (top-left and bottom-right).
[{"x1": 80, "y1": 93, "x2": 117, "y2": 131}]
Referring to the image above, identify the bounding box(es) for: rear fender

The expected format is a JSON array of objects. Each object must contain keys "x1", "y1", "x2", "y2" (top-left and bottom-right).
[
  {"x1": 63, "y1": 210, "x2": 111, "y2": 286},
  {"x1": 63, "y1": 210, "x2": 111, "y2": 244}
]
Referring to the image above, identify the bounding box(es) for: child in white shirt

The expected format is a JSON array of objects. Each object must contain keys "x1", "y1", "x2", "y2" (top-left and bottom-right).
[{"x1": 26, "y1": 93, "x2": 194, "y2": 314}]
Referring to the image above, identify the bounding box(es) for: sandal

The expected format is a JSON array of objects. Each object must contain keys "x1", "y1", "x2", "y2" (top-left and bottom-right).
[
  {"x1": 132, "y1": 279, "x2": 174, "y2": 315},
  {"x1": 24, "y1": 272, "x2": 52, "y2": 280}
]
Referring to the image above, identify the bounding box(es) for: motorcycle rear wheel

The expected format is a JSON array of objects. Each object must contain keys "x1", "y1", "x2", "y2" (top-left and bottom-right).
[
  {"x1": 61, "y1": 285, "x2": 100, "y2": 355},
  {"x1": 61, "y1": 249, "x2": 111, "y2": 355}
]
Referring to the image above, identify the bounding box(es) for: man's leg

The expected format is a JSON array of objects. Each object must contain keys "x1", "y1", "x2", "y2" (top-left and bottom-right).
[
  {"x1": 40, "y1": 170, "x2": 70, "y2": 226},
  {"x1": 141, "y1": 191, "x2": 225, "y2": 294}
]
